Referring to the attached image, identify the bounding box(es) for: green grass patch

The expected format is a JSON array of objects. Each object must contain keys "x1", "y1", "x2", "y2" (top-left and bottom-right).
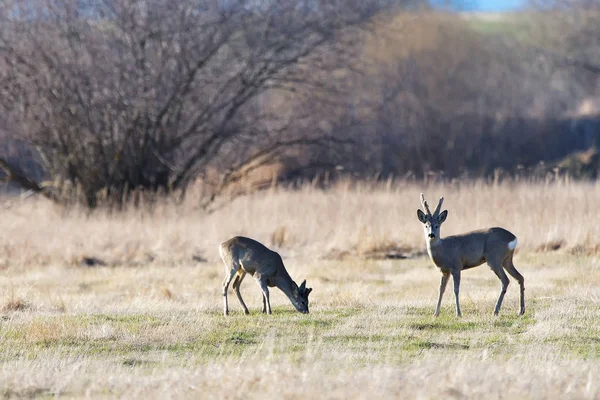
[
  {"x1": 0, "y1": 306, "x2": 537, "y2": 364},
  {"x1": 546, "y1": 336, "x2": 600, "y2": 360},
  {"x1": 0, "y1": 266, "x2": 591, "y2": 372}
]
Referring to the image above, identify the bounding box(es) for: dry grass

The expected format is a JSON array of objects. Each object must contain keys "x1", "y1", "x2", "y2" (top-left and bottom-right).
[
  {"x1": 2, "y1": 290, "x2": 29, "y2": 312},
  {"x1": 1, "y1": 179, "x2": 598, "y2": 267},
  {"x1": 0, "y1": 180, "x2": 599, "y2": 398}
]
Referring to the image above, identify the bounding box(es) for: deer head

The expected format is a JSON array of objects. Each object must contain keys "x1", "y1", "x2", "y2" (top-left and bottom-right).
[
  {"x1": 291, "y1": 279, "x2": 312, "y2": 314},
  {"x1": 417, "y1": 193, "x2": 448, "y2": 242}
]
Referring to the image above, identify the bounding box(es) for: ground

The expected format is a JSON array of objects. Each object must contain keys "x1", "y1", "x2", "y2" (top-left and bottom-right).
[
  {"x1": 1, "y1": 251, "x2": 598, "y2": 398},
  {"x1": 1, "y1": 182, "x2": 599, "y2": 398}
]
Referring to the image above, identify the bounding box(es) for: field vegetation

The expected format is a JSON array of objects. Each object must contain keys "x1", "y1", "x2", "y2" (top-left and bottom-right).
[{"x1": 1, "y1": 181, "x2": 599, "y2": 398}]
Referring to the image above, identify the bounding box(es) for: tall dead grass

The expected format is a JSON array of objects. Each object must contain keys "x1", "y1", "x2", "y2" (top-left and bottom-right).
[{"x1": 0, "y1": 179, "x2": 597, "y2": 267}]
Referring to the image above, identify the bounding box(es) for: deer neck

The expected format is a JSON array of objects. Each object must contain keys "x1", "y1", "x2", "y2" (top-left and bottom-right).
[
  {"x1": 274, "y1": 275, "x2": 297, "y2": 302},
  {"x1": 426, "y1": 237, "x2": 445, "y2": 262}
]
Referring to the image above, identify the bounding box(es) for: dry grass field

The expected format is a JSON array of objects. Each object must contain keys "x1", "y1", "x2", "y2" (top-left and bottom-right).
[{"x1": 0, "y1": 180, "x2": 599, "y2": 398}]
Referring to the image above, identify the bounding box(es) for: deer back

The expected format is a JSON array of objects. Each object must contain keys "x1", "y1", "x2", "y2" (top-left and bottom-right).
[
  {"x1": 220, "y1": 236, "x2": 289, "y2": 279},
  {"x1": 435, "y1": 228, "x2": 516, "y2": 269}
]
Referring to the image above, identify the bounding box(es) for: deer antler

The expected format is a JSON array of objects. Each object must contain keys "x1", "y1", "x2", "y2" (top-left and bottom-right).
[
  {"x1": 420, "y1": 193, "x2": 432, "y2": 216},
  {"x1": 433, "y1": 197, "x2": 444, "y2": 218}
]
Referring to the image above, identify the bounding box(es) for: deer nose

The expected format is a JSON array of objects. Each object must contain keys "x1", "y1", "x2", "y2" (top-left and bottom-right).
[{"x1": 428, "y1": 233, "x2": 436, "y2": 239}]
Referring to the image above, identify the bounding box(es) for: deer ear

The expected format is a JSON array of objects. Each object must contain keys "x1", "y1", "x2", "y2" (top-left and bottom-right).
[
  {"x1": 299, "y1": 280, "x2": 306, "y2": 292},
  {"x1": 305, "y1": 288, "x2": 312, "y2": 297},
  {"x1": 417, "y1": 209, "x2": 428, "y2": 223},
  {"x1": 438, "y1": 210, "x2": 448, "y2": 223}
]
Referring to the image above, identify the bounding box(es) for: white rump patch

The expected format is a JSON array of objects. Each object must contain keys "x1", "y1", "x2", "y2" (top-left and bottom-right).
[{"x1": 508, "y1": 238, "x2": 518, "y2": 250}]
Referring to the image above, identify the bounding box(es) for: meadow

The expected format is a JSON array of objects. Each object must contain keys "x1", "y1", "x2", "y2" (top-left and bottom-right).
[{"x1": 0, "y1": 180, "x2": 599, "y2": 398}]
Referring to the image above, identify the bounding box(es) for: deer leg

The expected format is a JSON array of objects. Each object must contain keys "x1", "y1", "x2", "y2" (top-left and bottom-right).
[
  {"x1": 222, "y1": 262, "x2": 241, "y2": 316},
  {"x1": 503, "y1": 253, "x2": 525, "y2": 316},
  {"x1": 451, "y1": 270, "x2": 462, "y2": 317},
  {"x1": 257, "y1": 279, "x2": 271, "y2": 315},
  {"x1": 232, "y1": 271, "x2": 249, "y2": 315},
  {"x1": 490, "y1": 262, "x2": 510, "y2": 316},
  {"x1": 434, "y1": 272, "x2": 450, "y2": 317},
  {"x1": 262, "y1": 294, "x2": 267, "y2": 314}
]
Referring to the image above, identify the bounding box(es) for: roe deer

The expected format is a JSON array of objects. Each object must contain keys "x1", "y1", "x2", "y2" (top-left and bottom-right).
[
  {"x1": 219, "y1": 236, "x2": 312, "y2": 316},
  {"x1": 417, "y1": 194, "x2": 525, "y2": 317}
]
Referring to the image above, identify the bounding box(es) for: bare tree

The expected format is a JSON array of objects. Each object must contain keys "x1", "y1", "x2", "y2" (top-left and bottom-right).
[
  {"x1": 530, "y1": 0, "x2": 600, "y2": 93},
  {"x1": 0, "y1": 0, "x2": 384, "y2": 207},
  {"x1": 334, "y1": 12, "x2": 570, "y2": 179}
]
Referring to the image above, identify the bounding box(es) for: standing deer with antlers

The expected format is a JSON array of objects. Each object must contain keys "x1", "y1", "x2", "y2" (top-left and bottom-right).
[{"x1": 417, "y1": 194, "x2": 525, "y2": 317}]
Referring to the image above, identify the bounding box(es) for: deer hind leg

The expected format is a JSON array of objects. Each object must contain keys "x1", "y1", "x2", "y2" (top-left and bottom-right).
[
  {"x1": 503, "y1": 251, "x2": 525, "y2": 316},
  {"x1": 434, "y1": 273, "x2": 450, "y2": 317},
  {"x1": 232, "y1": 270, "x2": 249, "y2": 315},
  {"x1": 451, "y1": 270, "x2": 462, "y2": 317},
  {"x1": 489, "y1": 257, "x2": 510, "y2": 316},
  {"x1": 222, "y1": 261, "x2": 241, "y2": 316}
]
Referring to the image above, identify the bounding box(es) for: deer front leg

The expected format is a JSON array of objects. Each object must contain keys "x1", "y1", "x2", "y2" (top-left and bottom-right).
[
  {"x1": 434, "y1": 272, "x2": 450, "y2": 317},
  {"x1": 257, "y1": 279, "x2": 272, "y2": 315},
  {"x1": 451, "y1": 270, "x2": 462, "y2": 317}
]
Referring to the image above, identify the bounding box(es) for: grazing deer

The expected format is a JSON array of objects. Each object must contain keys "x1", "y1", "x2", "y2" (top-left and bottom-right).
[
  {"x1": 417, "y1": 194, "x2": 525, "y2": 317},
  {"x1": 219, "y1": 236, "x2": 312, "y2": 316}
]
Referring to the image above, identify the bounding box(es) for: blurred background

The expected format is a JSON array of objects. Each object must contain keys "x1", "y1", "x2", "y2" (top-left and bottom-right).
[{"x1": 0, "y1": 0, "x2": 598, "y2": 209}]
